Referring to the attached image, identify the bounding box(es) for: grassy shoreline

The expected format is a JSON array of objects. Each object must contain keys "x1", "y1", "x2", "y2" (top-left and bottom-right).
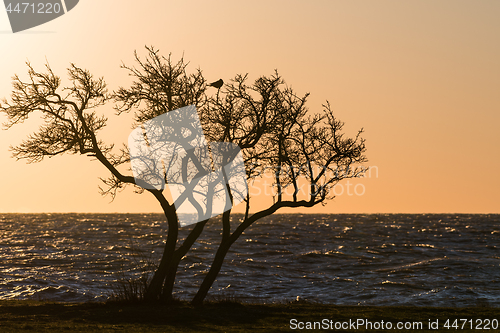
[{"x1": 0, "y1": 300, "x2": 499, "y2": 332}]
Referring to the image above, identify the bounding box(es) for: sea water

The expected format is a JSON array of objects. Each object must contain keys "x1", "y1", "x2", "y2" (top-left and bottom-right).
[{"x1": 0, "y1": 213, "x2": 499, "y2": 306}]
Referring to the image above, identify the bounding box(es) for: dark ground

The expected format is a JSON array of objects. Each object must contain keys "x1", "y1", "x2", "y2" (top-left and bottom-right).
[{"x1": 0, "y1": 300, "x2": 499, "y2": 332}]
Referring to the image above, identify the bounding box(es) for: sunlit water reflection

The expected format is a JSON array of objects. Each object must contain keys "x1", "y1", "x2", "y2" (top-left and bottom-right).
[{"x1": 0, "y1": 213, "x2": 499, "y2": 306}]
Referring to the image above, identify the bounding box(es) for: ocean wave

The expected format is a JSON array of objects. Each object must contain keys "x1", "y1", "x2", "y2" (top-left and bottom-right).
[{"x1": 0, "y1": 213, "x2": 499, "y2": 306}]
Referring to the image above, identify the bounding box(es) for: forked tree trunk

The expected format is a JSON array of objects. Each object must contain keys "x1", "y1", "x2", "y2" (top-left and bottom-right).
[
  {"x1": 144, "y1": 206, "x2": 178, "y2": 302},
  {"x1": 160, "y1": 255, "x2": 181, "y2": 301},
  {"x1": 146, "y1": 215, "x2": 209, "y2": 302},
  {"x1": 161, "y1": 219, "x2": 209, "y2": 301},
  {"x1": 144, "y1": 244, "x2": 171, "y2": 301},
  {"x1": 191, "y1": 239, "x2": 232, "y2": 306}
]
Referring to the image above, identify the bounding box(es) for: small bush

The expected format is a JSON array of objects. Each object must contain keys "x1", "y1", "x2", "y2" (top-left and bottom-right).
[{"x1": 108, "y1": 241, "x2": 158, "y2": 303}]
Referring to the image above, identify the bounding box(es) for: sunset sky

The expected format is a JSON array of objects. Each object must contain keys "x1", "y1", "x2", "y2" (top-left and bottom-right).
[{"x1": 0, "y1": 1, "x2": 498, "y2": 214}]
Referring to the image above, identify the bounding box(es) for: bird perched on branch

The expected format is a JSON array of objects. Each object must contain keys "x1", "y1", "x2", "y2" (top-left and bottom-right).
[{"x1": 207, "y1": 79, "x2": 224, "y2": 89}]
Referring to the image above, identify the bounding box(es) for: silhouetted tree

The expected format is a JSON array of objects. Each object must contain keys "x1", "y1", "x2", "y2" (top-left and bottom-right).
[
  {"x1": 190, "y1": 73, "x2": 367, "y2": 305},
  {"x1": 1, "y1": 47, "x2": 367, "y2": 305}
]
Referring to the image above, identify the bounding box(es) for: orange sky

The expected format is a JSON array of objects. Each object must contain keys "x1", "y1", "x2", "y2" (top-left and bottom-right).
[{"x1": 0, "y1": 1, "x2": 499, "y2": 214}]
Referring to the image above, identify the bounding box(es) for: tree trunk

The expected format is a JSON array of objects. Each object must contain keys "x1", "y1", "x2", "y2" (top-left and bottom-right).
[
  {"x1": 159, "y1": 219, "x2": 209, "y2": 301},
  {"x1": 144, "y1": 244, "x2": 170, "y2": 301},
  {"x1": 144, "y1": 206, "x2": 178, "y2": 302},
  {"x1": 160, "y1": 255, "x2": 180, "y2": 301},
  {"x1": 191, "y1": 239, "x2": 231, "y2": 306}
]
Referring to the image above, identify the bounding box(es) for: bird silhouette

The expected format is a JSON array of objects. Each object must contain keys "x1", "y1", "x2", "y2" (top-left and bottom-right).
[{"x1": 208, "y1": 79, "x2": 224, "y2": 89}]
